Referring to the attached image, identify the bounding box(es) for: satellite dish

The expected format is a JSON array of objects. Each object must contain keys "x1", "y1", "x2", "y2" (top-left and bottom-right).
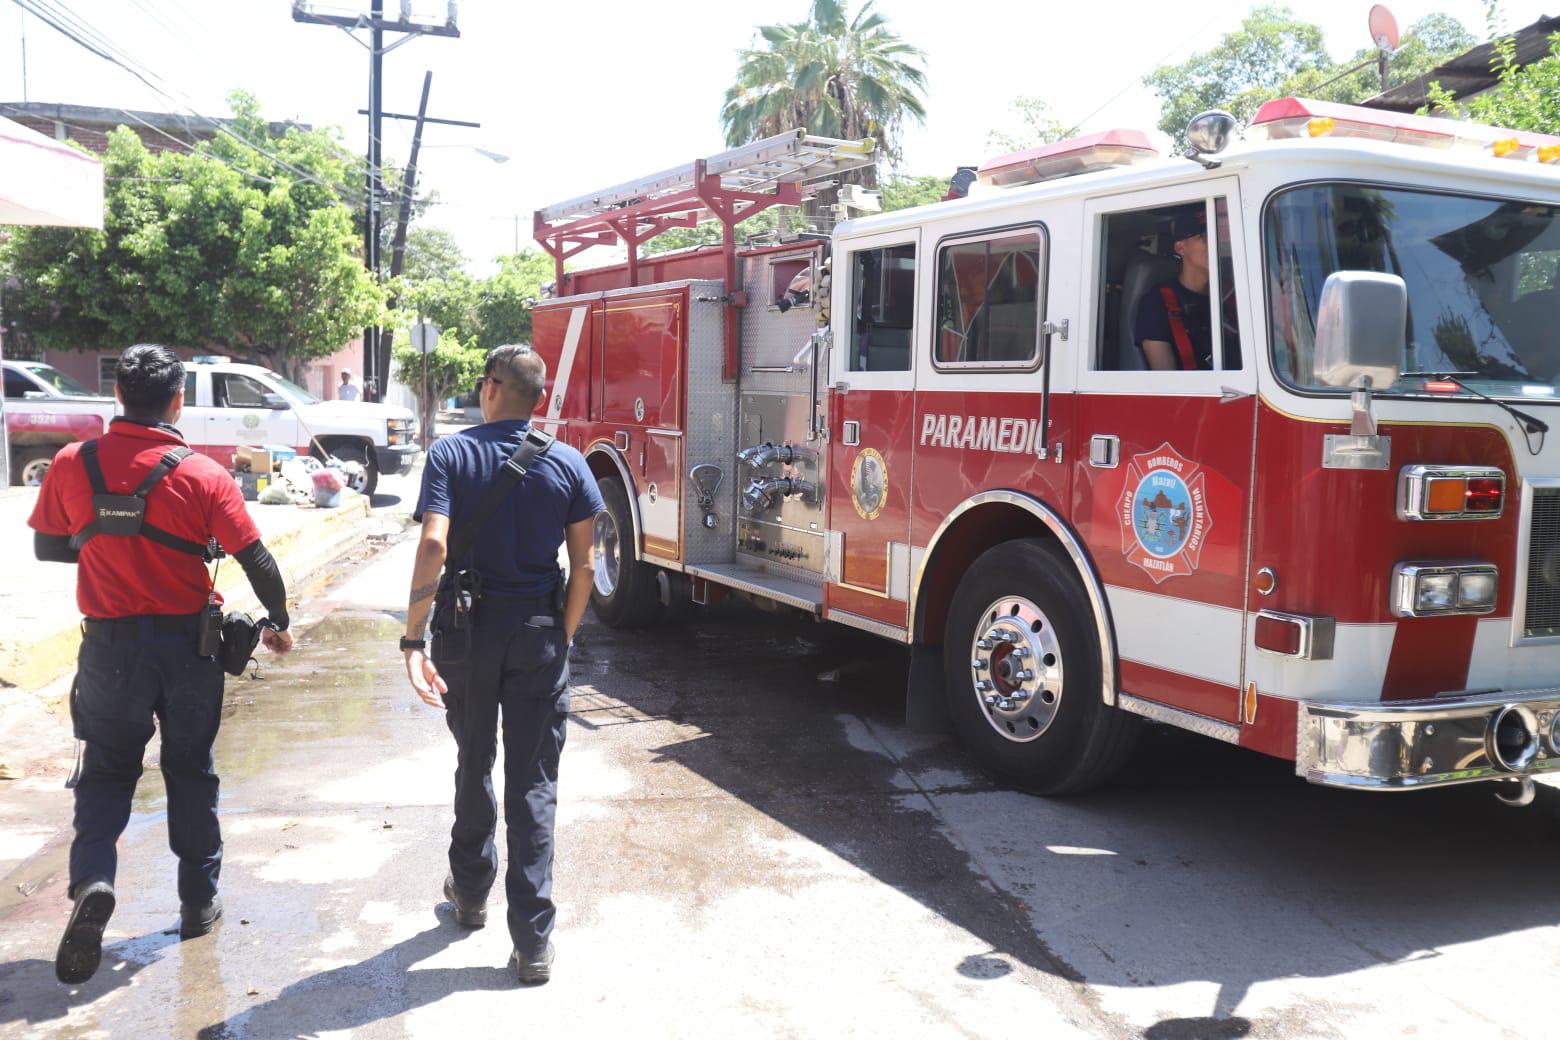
[{"x1": 1369, "y1": 4, "x2": 1400, "y2": 52}]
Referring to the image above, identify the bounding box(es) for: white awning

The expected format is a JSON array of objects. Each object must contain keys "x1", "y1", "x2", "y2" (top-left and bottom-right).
[{"x1": 0, "y1": 114, "x2": 104, "y2": 229}]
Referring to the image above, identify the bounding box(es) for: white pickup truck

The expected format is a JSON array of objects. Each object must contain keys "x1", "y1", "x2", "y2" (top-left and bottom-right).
[{"x1": 4, "y1": 356, "x2": 418, "y2": 494}]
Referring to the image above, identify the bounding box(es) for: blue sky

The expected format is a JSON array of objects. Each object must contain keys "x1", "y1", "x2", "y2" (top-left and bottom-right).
[{"x1": 2, "y1": 1, "x2": 1551, "y2": 271}]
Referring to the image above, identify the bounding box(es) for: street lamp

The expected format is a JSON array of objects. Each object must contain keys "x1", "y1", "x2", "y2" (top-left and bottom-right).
[{"x1": 422, "y1": 144, "x2": 510, "y2": 163}]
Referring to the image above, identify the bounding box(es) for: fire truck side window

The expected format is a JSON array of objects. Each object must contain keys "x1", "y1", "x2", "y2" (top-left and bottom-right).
[
  {"x1": 934, "y1": 229, "x2": 1044, "y2": 369},
  {"x1": 849, "y1": 243, "x2": 916, "y2": 372},
  {"x1": 1096, "y1": 198, "x2": 1241, "y2": 372}
]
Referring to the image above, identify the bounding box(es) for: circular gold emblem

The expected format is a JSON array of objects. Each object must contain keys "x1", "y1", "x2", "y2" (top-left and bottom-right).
[{"x1": 850, "y1": 447, "x2": 887, "y2": 520}]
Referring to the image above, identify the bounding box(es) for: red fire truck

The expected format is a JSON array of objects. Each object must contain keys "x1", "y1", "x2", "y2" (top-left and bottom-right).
[{"x1": 531, "y1": 100, "x2": 1560, "y2": 801}]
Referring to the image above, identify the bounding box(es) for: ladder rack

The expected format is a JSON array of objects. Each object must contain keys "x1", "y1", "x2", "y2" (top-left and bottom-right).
[
  {"x1": 532, "y1": 129, "x2": 876, "y2": 381},
  {"x1": 535, "y1": 129, "x2": 876, "y2": 225}
]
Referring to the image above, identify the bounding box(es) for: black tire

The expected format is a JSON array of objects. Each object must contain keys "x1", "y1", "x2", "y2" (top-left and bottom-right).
[
  {"x1": 322, "y1": 442, "x2": 378, "y2": 497},
  {"x1": 590, "y1": 476, "x2": 663, "y2": 628},
  {"x1": 13, "y1": 445, "x2": 61, "y2": 486},
  {"x1": 942, "y1": 538, "x2": 1139, "y2": 794}
]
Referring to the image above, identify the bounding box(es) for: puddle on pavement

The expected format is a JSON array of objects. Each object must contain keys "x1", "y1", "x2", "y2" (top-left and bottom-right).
[{"x1": 210, "y1": 613, "x2": 407, "y2": 786}]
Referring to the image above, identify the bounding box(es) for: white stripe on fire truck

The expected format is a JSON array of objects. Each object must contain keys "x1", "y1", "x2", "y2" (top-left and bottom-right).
[
  {"x1": 1459, "y1": 618, "x2": 1553, "y2": 693},
  {"x1": 1107, "y1": 585, "x2": 1243, "y2": 688},
  {"x1": 542, "y1": 305, "x2": 588, "y2": 430},
  {"x1": 1243, "y1": 621, "x2": 1396, "y2": 704}
]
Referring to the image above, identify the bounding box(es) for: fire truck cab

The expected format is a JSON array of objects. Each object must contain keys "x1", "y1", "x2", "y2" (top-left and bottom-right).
[{"x1": 531, "y1": 101, "x2": 1560, "y2": 799}]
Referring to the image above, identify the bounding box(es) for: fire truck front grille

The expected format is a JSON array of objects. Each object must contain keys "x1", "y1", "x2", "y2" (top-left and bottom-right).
[{"x1": 1525, "y1": 487, "x2": 1560, "y2": 638}]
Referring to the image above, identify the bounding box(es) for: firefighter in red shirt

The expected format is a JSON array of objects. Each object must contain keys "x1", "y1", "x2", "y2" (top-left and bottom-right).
[{"x1": 28, "y1": 344, "x2": 294, "y2": 985}]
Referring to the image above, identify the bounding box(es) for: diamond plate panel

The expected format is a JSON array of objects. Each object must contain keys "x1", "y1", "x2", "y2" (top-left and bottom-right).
[
  {"x1": 741, "y1": 250, "x2": 823, "y2": 396},
  {"x1": 683, "y1": 280, "x2": 738, "y2": 566}
]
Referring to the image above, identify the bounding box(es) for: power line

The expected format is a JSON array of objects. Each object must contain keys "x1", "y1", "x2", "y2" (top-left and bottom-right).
[
  {"x1": 0, "y1": 103, "x2": 302, "y2": 193},
  {"x1": 12, "y1": 0, "x2": 367, "y2": 206},
  {"x1": 1067, "y1": 0, "x2": 1248, "y2": 132}
]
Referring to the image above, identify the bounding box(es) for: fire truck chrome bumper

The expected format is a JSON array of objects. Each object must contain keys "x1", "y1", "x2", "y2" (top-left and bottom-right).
[{"x1": 1298, "y1": 689, "x2": 1560, "y2": 790}]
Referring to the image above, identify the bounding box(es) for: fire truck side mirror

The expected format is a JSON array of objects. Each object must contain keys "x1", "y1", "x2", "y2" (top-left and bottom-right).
[{"x1": 1312, "y1": 271, "x2": 1405, "y2": 390}]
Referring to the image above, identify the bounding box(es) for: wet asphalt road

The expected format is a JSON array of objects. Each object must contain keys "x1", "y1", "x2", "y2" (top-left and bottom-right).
[{"x1": 2, "y1": 533, "x2": 1559, "y2": 1040}]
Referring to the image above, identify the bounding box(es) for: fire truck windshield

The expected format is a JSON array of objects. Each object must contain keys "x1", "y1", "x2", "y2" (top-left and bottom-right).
[{"x1": 1266, "y1": 183, "x2": 1560, "y2": 400}]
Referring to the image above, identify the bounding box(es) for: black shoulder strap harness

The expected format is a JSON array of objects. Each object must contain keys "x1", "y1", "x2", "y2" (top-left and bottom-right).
[
  {"x1": 446, "y1": 425, "x2": 555, "y2": 567},
  {"x1": 69, "y1": 439, "x2": 214, "y2": 561}
]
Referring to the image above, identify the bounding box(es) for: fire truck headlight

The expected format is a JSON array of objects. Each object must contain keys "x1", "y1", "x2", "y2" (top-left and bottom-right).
[
  {"x1": 1455, "y1": 570, "x2": 1498, "y2": 612},
  {"x1": 1391, "y1": 563, "x2": 1499, "y2": 617},
  {"x1": 1416, "y1": 573, "x2": 1458, "y2": 612}
]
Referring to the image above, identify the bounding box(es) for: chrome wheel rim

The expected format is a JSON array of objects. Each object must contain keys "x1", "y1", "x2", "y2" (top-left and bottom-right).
[
  {"x1": 341, "y1": 463, "x2": 370, "y2": 494},
  {"x1": 21, "y1": 457, "x2": 50, "y2": 487},
  {"x1": 968, "y1": 595, "x2": 1064, "y2": 743},
  {"x1": 593, "y1": 510, "x2": 620, "y2": 597}
]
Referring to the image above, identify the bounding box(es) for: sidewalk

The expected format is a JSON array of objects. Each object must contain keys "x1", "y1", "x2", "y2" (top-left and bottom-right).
[{"x1": 0, "y1": 485, "x2": 396, "y2": 695}]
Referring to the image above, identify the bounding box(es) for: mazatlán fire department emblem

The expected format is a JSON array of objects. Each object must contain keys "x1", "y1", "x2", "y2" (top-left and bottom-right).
[
  {"x1": 851, "y1": 447, "x2": 887, "y2": 520},
  {"x1": 1117, "y1": 442, "x2": 1211, "y2": 584}
]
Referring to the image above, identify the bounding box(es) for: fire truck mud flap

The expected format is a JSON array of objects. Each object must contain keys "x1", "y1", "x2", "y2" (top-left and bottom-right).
[{"x1": 1298, "y1": 689, "x2": 1560, "y2": 791}]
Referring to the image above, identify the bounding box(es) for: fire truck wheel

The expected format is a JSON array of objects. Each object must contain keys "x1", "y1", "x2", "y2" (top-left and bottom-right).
[
  {"x1": 591, "y1": 476, "x2": 664, "y2": 628},
  {"x1": 943, "y1": 538, "x2": 1139, "y2": 795}
]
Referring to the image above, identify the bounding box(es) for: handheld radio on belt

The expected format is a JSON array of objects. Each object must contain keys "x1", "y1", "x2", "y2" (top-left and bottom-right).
[{"x1": 433, "y1": 426, "x2": 555, "y2": 663}]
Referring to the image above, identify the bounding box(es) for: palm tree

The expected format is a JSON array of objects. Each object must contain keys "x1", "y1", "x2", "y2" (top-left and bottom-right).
[{"x1": 721, "y1": 0, "x2": 928, "y2": 189}]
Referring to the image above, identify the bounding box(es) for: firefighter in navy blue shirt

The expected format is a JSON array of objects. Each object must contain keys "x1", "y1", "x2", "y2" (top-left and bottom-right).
[
  {"x1": 28, "y1": 344, "x2": 293, "y2": 985},
  {"x1": 402, "y1": 344, "x2": 603, "y2": 985},
  {"x1": 1136, "y1": 206, "x2": 1218, "y2": 371}
]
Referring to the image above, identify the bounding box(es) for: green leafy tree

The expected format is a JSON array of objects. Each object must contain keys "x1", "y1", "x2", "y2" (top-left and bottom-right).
[
  {"x1": 1278, "y1": 14, "x2": 1475, "y2": 105},
  {"x1": 1429, "y1": 31, "x2": 1560, "y2": 134},
  {"x1": 642, "y1": 207, "x2": 810, "y2": 256},
  {"x1": 1146, "y1": 6, "x2": 1331, "y2": 145},
  {"x1": 721, "y1": 0, "x2": 927, "y2": 183},
  {"x1": 879, "y1": 173, "x2": 948, "y2": 212},
  {"x1": 477, "y1": 250, "x2": 554, "y2": 348},
  {"x1": 3, "y1": 92, "x2": 383, "y2": 377},
  {"x1": 391, "y1": 328, "x2": 485, "y2": 449},
  {"x1": 1148, "y1": 9, "x2": 1478, "y2": 146},
  {"x1": 986, "y1": 97, "x2": 1077, "y2": 154},
  {"x1": 401, "y1": 225, "x2": 469, "y2": 283}
]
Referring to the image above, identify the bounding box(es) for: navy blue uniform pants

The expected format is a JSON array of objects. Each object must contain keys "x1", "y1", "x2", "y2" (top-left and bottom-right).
[
  {"x1": 434, "y1": 595, "x2": 570, "y2": 955},
  {"x1": 69, "y1": 617, "x2": 225, "y2": 906}
]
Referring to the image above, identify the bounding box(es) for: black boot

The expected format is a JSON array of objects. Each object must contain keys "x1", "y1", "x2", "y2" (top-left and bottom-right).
[
  {"x1": 511, "y1": 941, "x2": 555, "y2": 985},
  {"x1": 55, "y1": 880, "x2": 116, "y2": 985},
  {"x1": 442, "y1": 875, "x2": 487, "y2": 928},
  {"x1": 180, "y1": 895, "x2": 223, "y2": 939}
]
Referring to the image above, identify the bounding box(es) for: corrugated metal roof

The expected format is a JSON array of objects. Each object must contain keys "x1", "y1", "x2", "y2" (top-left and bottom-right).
[{"x1": 1362, "y1": 15, "x2": 1560, "y2": 113}]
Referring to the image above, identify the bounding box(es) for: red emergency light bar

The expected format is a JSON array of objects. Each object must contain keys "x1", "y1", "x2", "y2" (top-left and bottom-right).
[
  {"x1": 978, "y1": 130, "x2": 1158, "y2": 188},
  {"x1": 1248, "y1": 98, "x2": 1560, "y2": 162}
]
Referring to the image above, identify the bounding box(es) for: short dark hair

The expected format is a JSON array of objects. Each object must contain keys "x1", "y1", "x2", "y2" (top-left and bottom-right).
[
  {"x1": 116, "y1": 344, "x2": 185, "y2": 417},
  {"x1": 485, "y1": 344, "x2": 546, "y2": 413}
]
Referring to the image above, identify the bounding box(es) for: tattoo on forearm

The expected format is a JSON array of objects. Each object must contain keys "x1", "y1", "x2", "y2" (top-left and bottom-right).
[{"x1": 410, "y1": 582, "x2": 438, "y2": 606}]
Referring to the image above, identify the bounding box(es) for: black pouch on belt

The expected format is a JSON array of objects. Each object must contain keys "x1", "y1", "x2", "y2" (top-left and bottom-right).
[
  {"x1": 431, "y1": 568, "x2": 480, "y2": 663},
  {"x1": 218, "y1": 612, "x2": 263, "y2": 676}
]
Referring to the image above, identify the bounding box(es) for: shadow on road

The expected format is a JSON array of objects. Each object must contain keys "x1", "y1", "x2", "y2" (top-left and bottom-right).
[
  {"x1": 580, "y1": 603, "x2": 1560, "y2": 1031},
  {"x1": 195, "y1": 910, "x2": 500, "y2": 1038},
  {"x1": 0, "y1": 929, "x2": 178, "y2": 1030}
]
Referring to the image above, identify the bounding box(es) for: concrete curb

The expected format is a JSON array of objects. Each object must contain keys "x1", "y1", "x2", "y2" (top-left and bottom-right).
[{"x1": 0, "y1": 496, "x2": 381, "y2": 694}]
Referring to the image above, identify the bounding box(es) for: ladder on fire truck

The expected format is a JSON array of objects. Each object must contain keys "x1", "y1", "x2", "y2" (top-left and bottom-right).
[{"x1": 533, "y1": 129, "x2": 877, "y2": 379}]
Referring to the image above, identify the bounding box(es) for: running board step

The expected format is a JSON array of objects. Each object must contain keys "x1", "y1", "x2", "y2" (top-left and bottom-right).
[{"x1": 685, "y1": 563, "x2": 823, "y2": 613}]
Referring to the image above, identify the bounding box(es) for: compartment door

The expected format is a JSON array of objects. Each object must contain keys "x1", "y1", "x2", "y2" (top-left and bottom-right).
[
  {"x1": 1073, "y1": 183, "x2": 1258, "y2": 724},
  {"x1": 601, "y1": 289, "x2": 684, "y2": 561},
  {"x1": 826, "y1": 229, "x2": 922, "y2": 629}
]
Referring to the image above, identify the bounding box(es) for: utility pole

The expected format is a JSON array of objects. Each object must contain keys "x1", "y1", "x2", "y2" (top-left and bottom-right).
[
  {"x1": 379, "y1": 71, "x2": 432, "y2": 385},
  {"x1": 290, "y1": 0, "x2": 459, "y2": 403}
]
